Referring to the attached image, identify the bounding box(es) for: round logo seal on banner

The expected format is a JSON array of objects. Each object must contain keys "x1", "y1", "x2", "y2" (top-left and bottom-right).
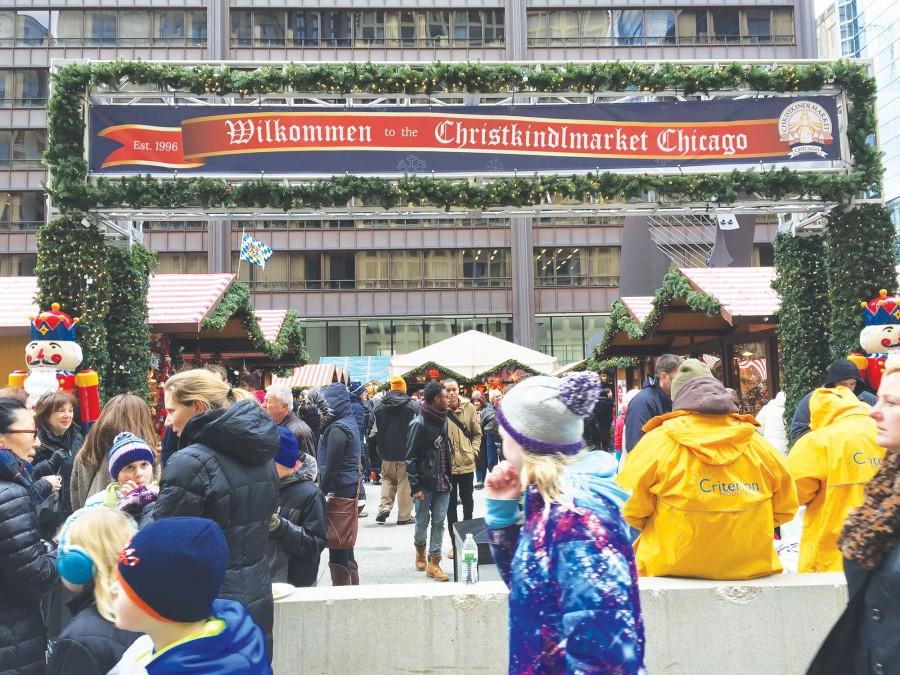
[{"x1": 778, "y1": 101, "x2": 833, "y2": 157}]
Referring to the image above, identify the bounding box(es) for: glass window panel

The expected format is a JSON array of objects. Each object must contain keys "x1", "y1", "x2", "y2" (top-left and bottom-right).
[
  {"x1": 527, "y1": 12, "x2": 548, "y2": 42},
  {"x1": 427, "y1": 11, "x2": 449, "y2": 44},
  {"x1": 231, "y1": 252, "x2": 250, "y2": 282},
  {"x1": 424, "y1": 250, "x2": 458, "y2": 288},
  {"x1": 424, "y1": 319, "x2": 456, "y2": 346},
  {"x1": 772, "y1": 9, "x2": 794, "y2": 43},
  {"x1": 551, "y1": 316, "x2": 585, "y2": 363},
  {"x1": 254, "y1": 10, "x2": 285, "y2": 46},
  {"x1": 326, "y1": 321, "x2": 360, "y2": 356},
  {"x1": 354, "y1": 11, "x2": 385, "y2": 46},
  {"x1": 581, "y1": 10, "x2": 611, "y2": 43},
  {"x1": 555, "y1": 248, "x2": 581, "y2": 285},
  {"x1": 535, "y1": 248, "x2": 555, "y2": 286},
  {"x1": 0, "y1": 12, "x2": 13, "y2": 44},
  {"x1": 18, "y1": 70, "x2": 48, "y2": 106},
  {"x1": 361, "y1": 320, "x2": 393, "y2": 356},
  {"x1": 0, "y1": 71, "x2": 12, "y2": 106},
  {"x1": 356, "y1": 251, "x2": 389, "y2": 289},
  {"x1": 231, "y1": 10, "x2": 251, "y2": 46},
  {"x1": 12, "y1": 130, "x2": 46, "y2": 167},
  {"x1": 326, "y1": 252, "x2": 355, "y2": 289},
  {"x1": 536, "y1": 316, "x2": 552, "y2": 356},
  {"x1": 155, "y1": 11, "x2": 185, "y2": 43},
  {"x1": 322, "y1": 11, "x2": 351, "y2": 47},
  {"x1": 303, "y1": 321, "x2": 326, "y2": 362},
  {"x1": 119, "y1": 11, "x2": 151, "y2": 41},
  {"x1": 583, "y1": 315, "x2": 609, "y2": 354},
  {"x1": 0, "y1": 254, "x2": 37, "y2": 276},
  {"x1": 188, "y1": 11, "x2": 206, "y2": 43},
  {"x1": 16, "y1": 11, "x2": 50, "y2": 45},
  {"x1": 16, "y1": 192, "x2": 44, "y2": 227},
  {"x1": 254, "y1": 252, "x2": 289, "y2": 290},
  {"x1": 393, "y1": 321, "x2": 424, "y2": 354},
  {"x1": 462, "y1": 249, "x2": 489, "y2": 287},
  {"x1": 400, "y1": 11, "x2": 417, "y2": 46},
  {"x1": 55, "y1": 12, "x2": 84, "y2": 42},
  {"x1": 485, "y1": 317, "x2": 513, "y2": 342},
  {"x1": 612, "y1": 10, "x2": 644, "y2": 46},
  {"x1": 584, "y1": 247, "x2": 620, "y2": 285},
  {"x1": 645, "y1": 10, "x2": 676, "y2": 45},
  {"x1": 711, "y1": 9, "x2": 740, "y2": 43},
  {"x1": 485, "y1": 10, "x2": 504, "y2": 45},
  {"x1": 488, "y1": 249, "x2": 510, "y2": 286},
  {"x1": 290, "y1": 11, "x2": 319, "y2": 46},
  {"x1": 85, "y1": 11, "x2": 117, "y2": 46},
  {"x1": 548, "y1": 10, "x2": 578, "y2": 44},
  {"x1": 0, "y1": 131, "x2": 10, "y2": 165},
  {"x1": 391, "y1": 251, "x2": 422, "y2": 289},
  {"x1": 744, "y1": 9, "x2": 771, "y2": 41}
]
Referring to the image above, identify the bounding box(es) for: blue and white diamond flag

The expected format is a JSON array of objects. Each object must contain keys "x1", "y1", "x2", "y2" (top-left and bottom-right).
[{"x1": 240, "y1": 232, "x2": 274, "y2": 268}]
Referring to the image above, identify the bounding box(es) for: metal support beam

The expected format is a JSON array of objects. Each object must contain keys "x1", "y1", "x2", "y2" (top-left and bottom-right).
[{"x1": 511, "y1": 214, "x2": 536, "y2": 348}]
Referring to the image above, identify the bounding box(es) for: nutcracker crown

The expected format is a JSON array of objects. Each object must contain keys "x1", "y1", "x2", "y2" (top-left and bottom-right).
[
  {"x1": 861, "y1": 289, "x2": 900, "y2": 326},
  {"x1": 29, "y1": 302, "x2": 79, "y2": 341}
]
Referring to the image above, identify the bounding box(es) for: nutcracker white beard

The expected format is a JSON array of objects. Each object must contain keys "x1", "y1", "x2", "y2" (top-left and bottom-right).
[{"x1": 24, "y1": 368, "x2": 62, "y2": 407}]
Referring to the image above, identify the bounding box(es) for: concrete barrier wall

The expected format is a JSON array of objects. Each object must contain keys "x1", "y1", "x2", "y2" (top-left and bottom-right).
[{"x1": 273, "y1": 574, "x2": 849, "y2": 675}]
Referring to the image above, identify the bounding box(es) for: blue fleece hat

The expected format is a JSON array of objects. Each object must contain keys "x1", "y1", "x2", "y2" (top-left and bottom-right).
[
  {"x1": 108, "y1": 432, "x2": 155, "y2": 480},
  {"x1": 348, "y1": 381, "x2": 366, "y2": 399},
  {"x1": 117, "y1": 517, "x2": 227, "y2": 623},
  {"x1": 275, "y1": 427, "x2": 300, "y2": 468}
]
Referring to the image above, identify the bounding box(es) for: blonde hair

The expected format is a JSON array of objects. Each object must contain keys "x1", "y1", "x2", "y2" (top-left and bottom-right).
[
  {"x1": 66, "y1": 510, "x2": 136, "y2": 622},
  {"x1": 520, "y1": 452, "x2": 581, "y2": 506},
  {"x1": 164, "y1": 369, "x2": 252, "y2": 411}
]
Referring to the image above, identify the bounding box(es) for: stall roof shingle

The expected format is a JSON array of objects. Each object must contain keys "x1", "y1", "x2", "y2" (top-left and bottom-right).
[{"x1": 679, "y1": 267, "x2": 779, "y2": 322}]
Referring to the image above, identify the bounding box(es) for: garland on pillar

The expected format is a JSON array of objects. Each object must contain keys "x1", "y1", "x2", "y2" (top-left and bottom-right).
[
  {"x1": 34, "y1": 216, "x2": 112, "y2": 399},
  {"x1": 772, "y1": 232, "x2": 830, "y2": 431},
  {"x1": 104, "y1": 244, "x2": 156, "y2": 398},
  {"x1": 824, "y1": 203, "x2": 898, "y2": 360}
]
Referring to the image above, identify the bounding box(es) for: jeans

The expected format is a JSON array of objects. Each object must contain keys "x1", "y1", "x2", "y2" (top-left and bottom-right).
[
  {"x1": 414, "y1": 489, "x2": 451, "y2": 557},
  {"x1": 447, "y1": 472, "x2": 474, "y2": 529},
  {"x1": 486, "y1": 433, "x2": 499, "y2": 470}
]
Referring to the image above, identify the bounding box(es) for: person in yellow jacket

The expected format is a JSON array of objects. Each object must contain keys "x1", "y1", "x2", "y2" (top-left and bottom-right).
[
  {"x1": 617, "y1": 360, "x2": 798, "y2": 580},
  {"x1": 785, "y1": 386, "x2": 885, "y2": 573}
]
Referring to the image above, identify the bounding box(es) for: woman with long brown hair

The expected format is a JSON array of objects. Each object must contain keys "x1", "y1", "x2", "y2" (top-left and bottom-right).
[
  {"x1": 808, "y1": 363, "x2": 900, "y2": 674},
  {"x1": 69, "y1": 394, "x2": 158, "y2": 510}
]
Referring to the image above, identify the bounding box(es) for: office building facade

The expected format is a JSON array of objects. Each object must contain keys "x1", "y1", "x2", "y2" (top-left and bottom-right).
[{"x1": 0, "y1": 1, "x2": 816, "y2": 363}]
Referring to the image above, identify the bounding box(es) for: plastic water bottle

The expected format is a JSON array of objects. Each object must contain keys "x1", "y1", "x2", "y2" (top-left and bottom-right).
[{"x1": 461, "y1": 533, "x2": 479, "y2": 585}]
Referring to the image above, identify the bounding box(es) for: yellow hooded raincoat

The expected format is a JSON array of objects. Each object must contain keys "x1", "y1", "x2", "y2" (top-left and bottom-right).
[
  {"x1": 786, "y1": 386, "x2": 884, "y2": 573},
  {"x1": 617, "y1": 381, "x2": 798, "y2": 580}
]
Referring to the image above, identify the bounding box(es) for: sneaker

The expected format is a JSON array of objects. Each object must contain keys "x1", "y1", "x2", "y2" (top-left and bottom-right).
[
  {"x1": 474, "y1": 482, "x2": 484, "y2": 490},
  {"x1": 397, "y1": 518, "x2": 415, "y2": 525},
  {"x1": 358, "y1": 506, "x2": 368, "y2": 518},
  {"x1": 376, "y1": 510, "x2": 390, "y2": 523}
]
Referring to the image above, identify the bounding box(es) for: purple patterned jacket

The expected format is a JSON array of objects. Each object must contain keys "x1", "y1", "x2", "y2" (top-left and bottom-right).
[{"x1": 487, "y1": 477, "x2": 645, "y2": 674}]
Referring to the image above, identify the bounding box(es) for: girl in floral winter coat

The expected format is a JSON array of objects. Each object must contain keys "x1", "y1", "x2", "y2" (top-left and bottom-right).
[{"x1": 485, "y1": 372, "x2": 645, "y2": 674}]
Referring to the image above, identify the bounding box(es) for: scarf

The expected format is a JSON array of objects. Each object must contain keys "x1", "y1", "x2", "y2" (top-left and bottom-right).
[
  {"x1": 0, "y1": 449, "x2": 46, "y2": 506},
  {"x1": 420, "y1": 401, "x2": 449, "y2": 427}
]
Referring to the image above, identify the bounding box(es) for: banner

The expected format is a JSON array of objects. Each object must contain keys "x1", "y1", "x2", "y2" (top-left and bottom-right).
[{"x1": 89, "y1": 97, "x2": 842, "y2": 176}]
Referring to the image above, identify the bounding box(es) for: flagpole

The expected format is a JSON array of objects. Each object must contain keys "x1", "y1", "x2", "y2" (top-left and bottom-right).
[{"x1": 237, "y1": 226, "x2": 245, "y2": 280}]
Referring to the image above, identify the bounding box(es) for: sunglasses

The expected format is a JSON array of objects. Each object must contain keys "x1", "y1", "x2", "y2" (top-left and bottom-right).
[{"x1": 7, "y1": 429, "x2": 38, "y2": 439}]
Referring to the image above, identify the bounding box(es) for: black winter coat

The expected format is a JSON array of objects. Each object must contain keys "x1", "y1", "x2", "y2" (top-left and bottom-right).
[
  {"x1": 32, "y1": 424, "x2": 83, "y2": 537},
  {"x1": 0, "y1": 453, "x2": 59, "y2": 675},
  {"x1": 405, "y1": 414, "x2": 451, "y2": 495},
  {"x1": 47, "y1": 585, "x2": 140, "y2": 675},
  {"x1": 809, "y1": 548, "x2": 900, "y2": 675},
  {"x1": 268, "y1": 472, "x2": 327, "y2": 587},
  {"x1": 623, "y1": 380, "x2": 672, "y2": 451},
  {"x1": 151, "y1": 399, "x2": 280, "y2": 640},
  {"x1": 374, "y1": 391, "x2": 418, "y2": 462}
]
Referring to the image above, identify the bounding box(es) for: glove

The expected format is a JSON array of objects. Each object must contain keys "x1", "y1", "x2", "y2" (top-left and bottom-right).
[
  {"x1": 49, "y1": 448, "x2": 70, "y2": 471},
  {"x1": 117, "y1": 485, "x2": 158, "y2": 514},
  {"x1": 268, "y1": 513, "x2": 283, "y2": 534}
]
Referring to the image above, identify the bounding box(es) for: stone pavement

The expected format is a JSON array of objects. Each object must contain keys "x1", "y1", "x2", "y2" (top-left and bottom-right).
[{"x1": 316, "y1": 483, "x2": 489, "y2": 586}]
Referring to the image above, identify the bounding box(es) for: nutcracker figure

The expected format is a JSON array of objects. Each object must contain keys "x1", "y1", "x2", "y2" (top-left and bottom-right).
[
  {"x1": 850, "y1": 289, "x2": 900, "y2": 392},
  {"x1": 8, "y1": 302, "x2": 101, "y2": 430}
]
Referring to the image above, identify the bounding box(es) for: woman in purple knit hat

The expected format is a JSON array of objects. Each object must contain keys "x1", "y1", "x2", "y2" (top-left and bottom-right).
[{"x1": 485, "y1": 371, "x2": 646, "y2": 674}]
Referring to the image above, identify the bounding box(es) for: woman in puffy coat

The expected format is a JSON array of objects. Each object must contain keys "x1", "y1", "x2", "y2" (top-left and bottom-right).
[
  {"x1": 0, "y1": 397, "x2": 60, "y2": 674},
  {"x1": 154, "y1": 369, "x2": 280, "y2": 655}
]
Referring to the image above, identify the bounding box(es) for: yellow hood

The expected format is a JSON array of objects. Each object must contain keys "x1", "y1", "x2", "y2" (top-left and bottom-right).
[
  {"x1": 646, "y1": 410, "x2": 760, "y2": 466},
  {"x1": 809, "y1": 386, "x2": 870, "y2": 431}
]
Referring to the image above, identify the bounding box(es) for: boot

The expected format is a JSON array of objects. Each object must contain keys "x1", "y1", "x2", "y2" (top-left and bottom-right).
[
  {"x1": 415, "y1": 545, "x2": 427, "y2": 571},
  {"x1": 329, "y1": 562, "x2": 353, "y2": 586},
  {"x1": 348, "y1": 559, "x2": 360, "y2": 586},
  {"x1": 426, "y1": 555, "x2": 449, "y2": 582}
]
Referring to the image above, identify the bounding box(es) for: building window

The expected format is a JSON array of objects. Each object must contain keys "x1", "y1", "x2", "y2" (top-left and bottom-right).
[
  {"x1": 156, "y1": 253, "x2": 207, "y2": 274},
  {"x1": 0, "y1": 130, "x2": 47, "y2": 169},
  {"x1": 254, "y1": 10, "x2": 285, "y2": 46},
  {"x1": 462, "y1": 248, "x2": 510, "y2": 287},
  {"x1": 7, "y1": 10, "x2": 206, "y2": 47},
  {"x1": 536, "y1": 314, "x2": 609, "y2": 364},
  {"x1": 16, "y1": 11, "x2": 50, "y2": 46},
  {"x1": 752, "y1": 244, "x2": 775, "y2": 267},
  {"x1": 0, "y1": 254, "x2": 37, "y2": 276},
  {"x1": 0, "y1": 192, "x2": 45, "y2": 230},
  {"x1": 535, "y1": 247, "x2": 620, "y2": 286},
  {"x1": 86, "y1": 11, "x2": 117, "y2": 46},
  {"x1": 0, "y1": 70, "x2": 48, "y2": 107},
  {"x1": 290, "y1": 11, "x2": 319, "y2": 47}
]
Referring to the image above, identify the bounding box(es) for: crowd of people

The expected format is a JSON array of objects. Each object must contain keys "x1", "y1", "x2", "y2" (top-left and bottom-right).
[{"x1": 2, "y1": 348, "x2": 900, "y2": 673}]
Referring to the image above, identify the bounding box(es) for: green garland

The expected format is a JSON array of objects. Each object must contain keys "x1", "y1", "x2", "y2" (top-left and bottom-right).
[
  {"x1": 46, "y1": 60, "x2": 880, "y2": 213},
  {"x1": 583, "y1": 356, "x2": 642, "y2": 373},
  {"x1": 772, "y1": 233, "x2": 830, "y2": 433},
  {"x1": 592, "y1": 269, "x2": 722, "y2": 358},
  {"x1": 824, "y1": 203, "x2": 898, "y2": 360},
  {"x1": 104, "y1": 244, "x2": 155, "y2": 399},
  {"x1": 201, "y1": 282, "x2": 309, "y2": 362},
  {"x1": 34, "y1": 216, "x2": 112, "y2": 400},
  {"x1": 395, "y1": 361, "x2": 473, "y2": 386}
]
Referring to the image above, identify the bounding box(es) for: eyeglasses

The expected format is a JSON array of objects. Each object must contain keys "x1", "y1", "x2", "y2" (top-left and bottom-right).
[{"x1": 7, "y1": 429, "x2": 38, "y2": 439}]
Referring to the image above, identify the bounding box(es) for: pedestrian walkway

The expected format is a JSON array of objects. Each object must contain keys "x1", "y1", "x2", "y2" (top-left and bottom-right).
[{"x1": 316, "y1": 487, "x2": 488, "y2": 586}]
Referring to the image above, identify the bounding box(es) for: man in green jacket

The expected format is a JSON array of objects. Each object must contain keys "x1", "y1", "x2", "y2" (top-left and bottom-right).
[{"x1": 444, "y1": 379, "x2": 482, "y2": 559}]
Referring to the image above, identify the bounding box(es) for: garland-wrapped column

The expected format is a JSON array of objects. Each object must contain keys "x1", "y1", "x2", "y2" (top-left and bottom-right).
[
  {"x1": 773, "y1": 232, "x2": 830, "y2": 428},
  {"x1": 35, "y1": 215, "x2": 111, "y2": 398},
  {"x1": 824, "y1": 203, "x2": 898, "y2": 360}
]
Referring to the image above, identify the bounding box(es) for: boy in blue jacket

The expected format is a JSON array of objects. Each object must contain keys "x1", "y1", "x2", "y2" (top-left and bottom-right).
[{"x1": 109, "y1": 516, "x2": 270, "y2": 674}]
